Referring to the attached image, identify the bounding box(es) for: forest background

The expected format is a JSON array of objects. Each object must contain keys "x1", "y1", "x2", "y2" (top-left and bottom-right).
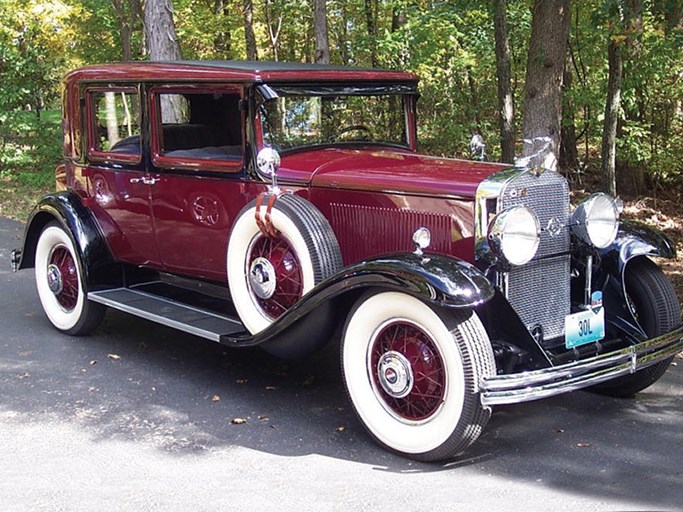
[{"x1": 0, "y1": 0, "x2": 682, "y2": 295}]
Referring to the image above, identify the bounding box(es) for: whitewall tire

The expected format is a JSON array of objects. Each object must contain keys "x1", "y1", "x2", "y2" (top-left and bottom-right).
[
  {"x1": 227, "y1": 194, "x2": 342, "y2": 334},
  {"x1": 341, "y1": 291, "x2": 495, "y2": 461},
  {"x1": 34, "y1": 222, "x2": 105, "y2": 335}
]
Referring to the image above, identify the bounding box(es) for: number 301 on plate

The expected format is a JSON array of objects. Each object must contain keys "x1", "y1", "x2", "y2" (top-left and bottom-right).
[{"x1": 564, "y1": 307, "x2": 605, "y2": 349}]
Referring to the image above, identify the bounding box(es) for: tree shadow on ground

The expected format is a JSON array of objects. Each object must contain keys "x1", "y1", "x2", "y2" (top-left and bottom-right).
[{"x1": 1, "y1": 216, "x2": 682, "y2": 508}]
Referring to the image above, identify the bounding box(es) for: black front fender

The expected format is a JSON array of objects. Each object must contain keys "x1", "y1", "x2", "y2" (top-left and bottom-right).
[
  {"x1": 600, "y1": 219, "x2": 676, "y2": 275},
  {"x1": 242, "y1": 252, "x2": 495, "y2": 353},
  {"x1": 14, "y1": 191, "x2": 116, "y2": 288},
  {"x1": 596, "y1": 219, "x2": 676, "y2": 341}
]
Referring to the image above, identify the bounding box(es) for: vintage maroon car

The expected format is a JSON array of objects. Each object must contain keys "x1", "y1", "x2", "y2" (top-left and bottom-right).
[{"x1": 11, "y1": 61, "x2": 683, "y2": 461}]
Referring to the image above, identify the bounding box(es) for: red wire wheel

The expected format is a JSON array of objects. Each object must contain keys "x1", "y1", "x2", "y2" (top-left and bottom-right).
[
  {"x1": 48, "y1": 246, "x2": 80, "y2": 311},
  {"x1": 341, "y1": 291, "x2": 496, "y2": 461},
  {"x1": 247, "y1": 234, "x2": 304, "y2": 320},
  {"x1": 370, "y1": 321, "x2": 446, "y2": 421},
  {"x1": 34, "y1": 222, "x2": 105, "y2": 335}
]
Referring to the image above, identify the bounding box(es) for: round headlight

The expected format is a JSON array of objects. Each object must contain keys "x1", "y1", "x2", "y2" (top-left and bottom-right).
[
  {"x1": 488, "y1": 206, "x2": 540, "y2": 266},
  {"x1": 571, "y1": 193, "x2": 619, "y2": 249}
]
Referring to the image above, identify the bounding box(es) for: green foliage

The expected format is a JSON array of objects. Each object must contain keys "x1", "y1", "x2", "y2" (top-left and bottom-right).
[
  {"x1": 2, "y1": 0, "x2": 683, "y2": 199},
  {"x1": 0, "y1": 110, "x2": 61, "y2": 188}
]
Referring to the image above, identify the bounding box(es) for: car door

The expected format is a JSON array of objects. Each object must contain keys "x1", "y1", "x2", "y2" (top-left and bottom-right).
[
  {"x1": 83, "y1": 85, "x2": 162, "y2": 267},
  {"x1": 146, "y1": 84, "x2": 250, "y2": 281}
]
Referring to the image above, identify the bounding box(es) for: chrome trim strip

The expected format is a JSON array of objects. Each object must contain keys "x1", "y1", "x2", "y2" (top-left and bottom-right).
[{"x1": 480, "y1": 325, "x2": 683, "y2": 406}]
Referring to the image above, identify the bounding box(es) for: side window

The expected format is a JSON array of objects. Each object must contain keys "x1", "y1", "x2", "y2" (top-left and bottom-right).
[
  {"x1": 153, "y1": 88, "x2": 243, "y2": 169},
  {"x1": 87, "y1": 88, "x2": 141, "y2": 162}
]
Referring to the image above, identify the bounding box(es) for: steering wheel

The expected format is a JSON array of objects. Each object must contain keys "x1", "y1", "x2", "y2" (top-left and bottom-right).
[{"x1": 337, "y1": 125, "x2": 371, "y2": 141}]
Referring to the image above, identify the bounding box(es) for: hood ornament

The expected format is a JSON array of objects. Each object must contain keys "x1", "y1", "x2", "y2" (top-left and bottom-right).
[{"x1": 514, "y1": 137, "x2": 553, "y2": 174}]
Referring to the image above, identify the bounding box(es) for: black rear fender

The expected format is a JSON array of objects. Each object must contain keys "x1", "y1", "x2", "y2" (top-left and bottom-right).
[{"x1": 14, "y1": 191, "x2": 118, "y2": 289}]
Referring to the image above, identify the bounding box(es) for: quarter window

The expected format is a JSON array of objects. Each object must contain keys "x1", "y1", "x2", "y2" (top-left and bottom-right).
[{"x1": 88, "y1": 89, "x2": 141, "y2": 160}]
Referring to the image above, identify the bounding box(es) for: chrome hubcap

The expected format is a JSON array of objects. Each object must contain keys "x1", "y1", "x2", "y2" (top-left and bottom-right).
[
  {"x1": 377, "y1": 351, "x2": 414, "y2": 399},
  {"x1": 249, "y1": 257, "x2": 277, "y2": 299},
  {"x1": 46, "y1": 264, "x2": 63, "y2": 295}
]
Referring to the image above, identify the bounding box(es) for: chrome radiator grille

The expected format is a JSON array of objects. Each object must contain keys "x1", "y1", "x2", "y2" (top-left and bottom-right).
[{"x1": 498, "y1": 170, "x2": 571, "y2": 340}]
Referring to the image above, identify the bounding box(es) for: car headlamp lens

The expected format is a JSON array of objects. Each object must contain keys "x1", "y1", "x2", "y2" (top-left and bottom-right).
[
  {"x1": 571, "y1": 193, "x2": 619, "y2": 249},
  {"x1": 488, "y1": 206, "x2": 540, "y2": 266}
]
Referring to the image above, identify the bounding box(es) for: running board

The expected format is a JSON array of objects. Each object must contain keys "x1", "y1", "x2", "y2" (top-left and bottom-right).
[{"x1": 88, "y1": 288, "x2": 247, "y2": 343}]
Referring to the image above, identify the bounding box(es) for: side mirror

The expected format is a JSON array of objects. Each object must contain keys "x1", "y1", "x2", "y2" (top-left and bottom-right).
[{"x1": 256, "y1": 147, "x2": 281, "y2": 191}]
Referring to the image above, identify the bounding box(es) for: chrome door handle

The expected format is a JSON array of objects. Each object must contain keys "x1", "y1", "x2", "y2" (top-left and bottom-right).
[{"x1": 129, "y1": 176, "x2": 159, "y2": 185}]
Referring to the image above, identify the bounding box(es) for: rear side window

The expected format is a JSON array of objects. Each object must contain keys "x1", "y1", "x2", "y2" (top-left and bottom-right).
[
  {"x1": 151, "y1": 87, "x2": 243, "y2": 171},
  {"x1": 86, "y1": 87, "x2": 141, "y2": 162}
]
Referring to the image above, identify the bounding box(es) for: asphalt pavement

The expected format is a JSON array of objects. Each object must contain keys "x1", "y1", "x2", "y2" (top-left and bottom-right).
[{"x1": 1, "y1": 215, "x2": 682, "y2": 511}]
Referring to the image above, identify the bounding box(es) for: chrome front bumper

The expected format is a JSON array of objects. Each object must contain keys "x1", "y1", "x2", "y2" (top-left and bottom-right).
[{"x1": 480, "y1": 325, "x2": 683, "y2": 406}]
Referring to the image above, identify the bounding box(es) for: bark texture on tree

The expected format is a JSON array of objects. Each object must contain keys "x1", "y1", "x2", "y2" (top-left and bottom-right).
[
  {"x1": 144, "y1": 0, "x2": 183, "y2": 61},
  {"x1": 144, "y1": 0, "x2": 183, "y2": 123},
  {"x1": 314, "y1": 0, "x2": 330, "y2": 64},
  {"x1": 493, "y1": 0, "x2": 515, "y2": 163},
  {"x1": 521, "y1": 0, "x2": 570, "y2": 171},
  {"x1": 242, "y1": 0, "x2": 258, "y2": 61}
]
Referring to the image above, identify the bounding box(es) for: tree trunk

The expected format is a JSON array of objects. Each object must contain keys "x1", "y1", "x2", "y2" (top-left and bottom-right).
[
  {"x1": 559, "y1": 49, "x2": 579, "y2": 172},
  {"x1": 111, "y1": 0, "x2": 133, "y2": 61},
  {"x1": 601, "y1": 39, "x2": 622, "y2": 196},
  {"x1": 242, "y1": 0, "x2": 258, "y2": 61},
  {"x1": 144, "y1": 0, "x2": 182, "y2": 61},
  {"x1": 521, "y1": 0, "x2": 570, "y2": 171},
  {"x1": 493, "y1": 0, "x2": 515, "y2": 163},
  {"x1": 144, "y1": 0, "x2": 183, "y2": 122},
  {"x1": 314, "y1": 0, "x2": 330, "y2": 64},
  {"x1": 364, "y1": 0, "x2": 377, "y2": 67},
  {"x1": 601, "y1": 0, "x2": 642, "y2": 196},
  {"x1": 213, "y1": 0, "x2": 232, "y2": 55},
  {"x1": 391, "y1": 7, "x2": 406, "y2": 33},
  {"x1": 264, "y1": 0, "x2": 283, "y2": 61}
]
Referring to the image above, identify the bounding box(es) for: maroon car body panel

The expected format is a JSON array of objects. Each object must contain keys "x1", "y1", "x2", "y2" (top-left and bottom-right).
[
  {"x1": 59, "y1": 61, "x2": 507, "y2": 281},
  {"x1": 277, "y1": 148, "x2": 506, "y2": 198}
]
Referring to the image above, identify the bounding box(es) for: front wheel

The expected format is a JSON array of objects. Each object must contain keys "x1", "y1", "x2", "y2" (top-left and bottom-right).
[
  {"x1": 590, "y1": 257, "x2": 681, "y2": 397},
  {"x1": 341, "y1": 291, "x2": 496, "y2": 461},
  {"x1": 34, "y1": 222, "x2": 105, "y2": 335}
]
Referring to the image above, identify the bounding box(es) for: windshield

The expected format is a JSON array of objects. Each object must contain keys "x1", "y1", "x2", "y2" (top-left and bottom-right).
[{"x1": 258, "y1": 85, "x2": 411, "y2": 151}]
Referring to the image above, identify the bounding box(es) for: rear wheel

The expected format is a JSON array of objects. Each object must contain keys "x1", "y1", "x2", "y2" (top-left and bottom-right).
[
  {"x1": 34, "y1": 222, "x2": 105, "y2": 335},
  {"x1": 341, "y1": 291, "x2": 495, "y2": 461},
  {"x1": 590, "y1": 257, "x2": 681, "y2": 397}
]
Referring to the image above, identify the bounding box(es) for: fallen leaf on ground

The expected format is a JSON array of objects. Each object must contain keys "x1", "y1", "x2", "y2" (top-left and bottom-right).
[
  {"x1": 17, "y1": 372, "x2": 30, "y2": 379},
  {"x1": 335, "y1": 426, "x2": 346, "y2": 432},
  {"x1": 107, "y1": 353, "x2": 121, "y2": 360},
  {"x1": 258, "y1": 415, "x2": 269, "y2": 421},
  {"x1": 211, "y1": 395, "x2": 221, "y2": 402},
  {"x1": 231, "y1": 417, "x2": 247, "y2": 425},
  {"x1": 89, "y1": 360, "x2": 97, "y2": 365}
]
